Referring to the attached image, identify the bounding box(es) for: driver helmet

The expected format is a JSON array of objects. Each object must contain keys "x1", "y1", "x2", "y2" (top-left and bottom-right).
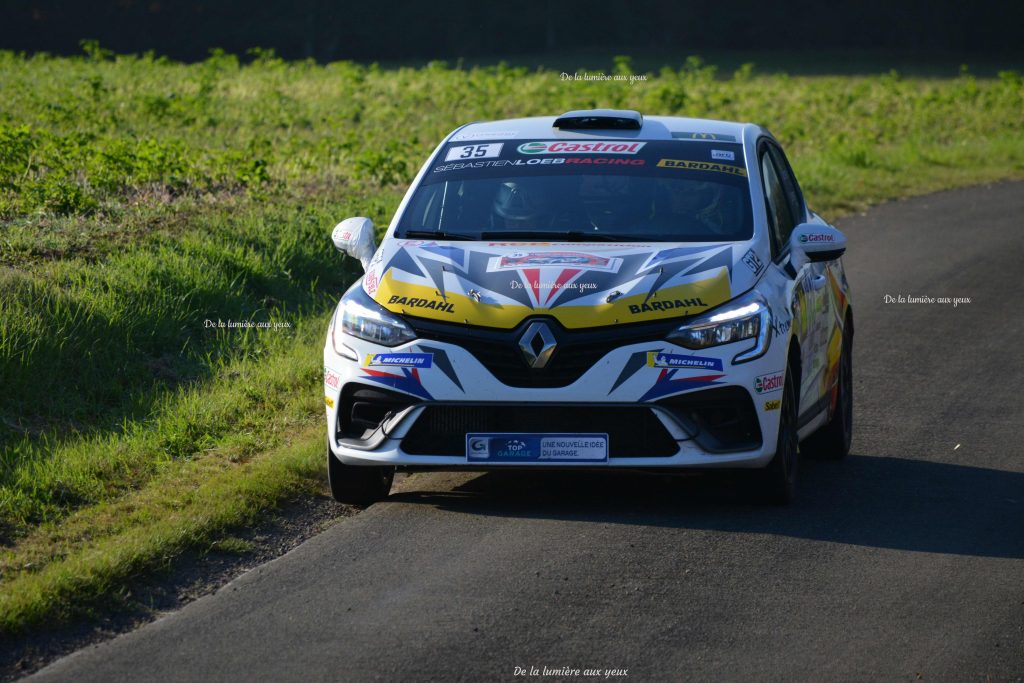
[
  {"x1": 579, "y1": 174, "x2": 649, "y2": 230},
  {"x1": 668, "y1": 181, "x2": 726, "y2": 232},
  {"x1": 492, "y1": 180, "x2": 552, "y2": 229}
]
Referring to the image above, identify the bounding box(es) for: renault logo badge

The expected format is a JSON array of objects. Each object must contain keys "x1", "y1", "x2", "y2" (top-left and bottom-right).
[{"x1": 518, "y1": 321, "x2": 557, "y2": 369}]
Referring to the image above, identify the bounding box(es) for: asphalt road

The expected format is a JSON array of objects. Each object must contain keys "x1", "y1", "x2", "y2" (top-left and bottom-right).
[{"x1": 32, "y1": 182, "x2": 1024, "y2": 682}]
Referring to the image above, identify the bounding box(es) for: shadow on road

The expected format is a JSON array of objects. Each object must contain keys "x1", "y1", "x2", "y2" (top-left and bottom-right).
[{"x1": 386, "y1": 454, "x2": 1024, "y2": 559}]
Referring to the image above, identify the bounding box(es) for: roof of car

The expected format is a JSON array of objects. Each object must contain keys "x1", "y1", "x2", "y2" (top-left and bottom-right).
[{"x1": 448, "y1": 115, "x2": 755, "y2": 143}]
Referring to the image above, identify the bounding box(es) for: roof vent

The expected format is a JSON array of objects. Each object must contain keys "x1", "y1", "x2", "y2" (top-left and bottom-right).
[{"x1": 553, "y1": 109, "x2": 643, "y2": 130}]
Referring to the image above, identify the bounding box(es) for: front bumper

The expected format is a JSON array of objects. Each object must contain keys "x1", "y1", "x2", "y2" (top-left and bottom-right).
[{"x1": 325, "y1": 315, "x2": 785, "y2": 469}]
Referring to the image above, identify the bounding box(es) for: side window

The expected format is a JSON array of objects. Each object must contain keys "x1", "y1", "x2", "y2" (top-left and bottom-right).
[
  {"x1": 767, "y1": 144, "x2": 805, "y2": 225},
  {"x1": 760, "y1": 149, "x2": 794, "y2": 258}
]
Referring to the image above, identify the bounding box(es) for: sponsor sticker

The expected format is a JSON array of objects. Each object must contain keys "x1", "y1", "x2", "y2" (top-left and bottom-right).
[
  {"x1": 364, "y1": 271, "x2": 379, "y2": 295},
  {"x1": 325, "y1": 396, "x2": 335, "y2": 408},
  {"x1": 517, "y1": 141, "x2": 646, "y2": 155},
  {"x1": 563, "y1": 157, "x2": 645, "y2": 166},
  {"x1": 657, "y1": 159, "x2": 747, "y2": 177},
  {"x1": 742, "y1": 248, "x2": 764, "y2": 276},
  {"x1": 799, "y1": 233, "x2": 836, "y2": 243},
  {"x1": 754, "y1": 371, "x2": 785, "y2": 394},
  {"x1": 764, "y1": 399, "x2": 781, "y2": 411},
  {"x1": 646, "y1": 351, "x2": 723, "y2": 371},
  {"x1": 466, "y1": 433, "x2": 608, "y2": 463},
  {"x1": 671, "y1": 132, "x2": 738, "y2": 141},
  {"x1": 444, "y1": 143, "x2": 504, "y2": 162},
  {"x1": 433, "y1": 158, "x2": 565, "y2": 173},
  {"x1": 363, "y1": 352, "x2": 433, "y2": 368},
  {"x1": 491, "y1": 251, "x2": 618, "y2": 271},
  {"x1": 387, "y1": 295, "x2": 455, "y2": 313},
  {"x1": 450, "y1": 130, "x2": 518, "y2": 141},
  {"x1": 628, "y1": 297, "x2": 708, "y2": 314},
  {"x1": 772, "y1": 317, "x2": 791, "y2": 335},
  {"x1": 324, "y1": 367, "x2": 342, "y2": 390},
  {"x1": 711, "y1": 149, "x2": 736, "y2": 161}
]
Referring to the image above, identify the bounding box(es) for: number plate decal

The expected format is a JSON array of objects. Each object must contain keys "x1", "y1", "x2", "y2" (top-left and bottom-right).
[{"x1": 466, "y1": 433, "x2": 608, "y2": 463}]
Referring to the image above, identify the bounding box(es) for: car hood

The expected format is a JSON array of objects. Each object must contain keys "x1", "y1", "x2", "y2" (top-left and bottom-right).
[{"x1": 363, "y1": 239, "x2": 767, "y2": 329}]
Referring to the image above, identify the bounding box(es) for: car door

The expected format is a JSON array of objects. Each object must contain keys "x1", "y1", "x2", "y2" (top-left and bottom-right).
[{"x1": 758, "y1": 140, "x2": 827, "y2": 420}]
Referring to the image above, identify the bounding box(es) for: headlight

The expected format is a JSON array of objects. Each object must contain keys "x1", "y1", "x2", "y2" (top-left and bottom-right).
[
  {"x1": 667, "y1": 291, "x2": 772, "y2": 364},
  {"x1": 332, "y1": 281, "x2": 416, "y2": 350}
]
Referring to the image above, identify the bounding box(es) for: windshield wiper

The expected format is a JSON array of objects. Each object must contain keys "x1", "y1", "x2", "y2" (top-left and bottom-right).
[
  {"x1": 399, "y1": 230, "x2": 475, "y2": 241},
  {"x1": 479, "y1": 230, "x2": 628, "y2": 242}
]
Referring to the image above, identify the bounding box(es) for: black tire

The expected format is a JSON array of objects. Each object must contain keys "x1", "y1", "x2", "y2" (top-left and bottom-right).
[
  {"x1": 327, "y1": 442, "x2": 394, "y2": 505},
  {"x1": 802, "y1": 325, "x2": 853, "y2": 460},
  {"x1": 752, "y1": 366, "x2": 799, "y2": 505}
]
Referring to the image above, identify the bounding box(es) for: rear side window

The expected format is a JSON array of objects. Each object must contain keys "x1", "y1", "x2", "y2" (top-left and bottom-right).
[
  {"x1": 760, "y1": 150, "x2": 795, "y2": 257},
  {"x1": 767, "y1": 145, "x2": 805, "y2": 226}
]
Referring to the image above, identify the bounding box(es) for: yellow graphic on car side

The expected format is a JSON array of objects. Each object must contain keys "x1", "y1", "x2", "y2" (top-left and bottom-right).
[{"x1": 373, "y1": 268, "x2": 732, "y2": 329}]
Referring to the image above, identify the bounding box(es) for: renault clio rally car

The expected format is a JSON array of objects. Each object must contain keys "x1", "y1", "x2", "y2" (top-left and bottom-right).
[{"x1": 325, "y1": 109, "x2": 853, "y2": 504}]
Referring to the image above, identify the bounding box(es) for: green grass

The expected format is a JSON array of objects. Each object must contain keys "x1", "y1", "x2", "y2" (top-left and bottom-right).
[{"x1": 0, "y1": 48, "x2": 1022, "y2": 635}]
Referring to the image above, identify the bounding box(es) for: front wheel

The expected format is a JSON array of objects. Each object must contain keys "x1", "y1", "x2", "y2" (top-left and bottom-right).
[
  {"x1": 751, "y1": 366, "x2": 799, "y2": 505},
  {"x1": 327, "y1": 442, "x2": 394, "y2": 505}
]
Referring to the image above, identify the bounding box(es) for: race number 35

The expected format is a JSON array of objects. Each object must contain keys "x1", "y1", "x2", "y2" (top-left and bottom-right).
[{"x1": 444, "y1": 143, "x2": 504, "y2": 162}]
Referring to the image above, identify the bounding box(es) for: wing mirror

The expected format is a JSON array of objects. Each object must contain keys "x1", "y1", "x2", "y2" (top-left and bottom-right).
[
  {"x1": 331, "y1": 217, "x2": 378, "y2": 272},
  {"x1": 789, "y1": 223, "x2": 847, "y2": 270}
]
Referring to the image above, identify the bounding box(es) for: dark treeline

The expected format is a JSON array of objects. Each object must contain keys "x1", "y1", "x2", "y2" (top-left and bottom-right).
[{"x1": 2, "y1": 0, "x2": 1021, "y2": 63}]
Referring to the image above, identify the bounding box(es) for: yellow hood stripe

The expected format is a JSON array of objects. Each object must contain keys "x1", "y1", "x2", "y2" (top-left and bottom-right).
[{"x1": 374, "y1": 268, "x2": 732, "y2": 329}]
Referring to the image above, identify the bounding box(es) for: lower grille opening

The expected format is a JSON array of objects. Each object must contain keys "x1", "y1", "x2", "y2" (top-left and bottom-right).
[
  {"x1": 657, "y1": 387, "x2": 762, "y2": 453},
  {"x1": 339, "y1": 384, "x2": 420, "y2": 441},
  {"x1": 401, "y1": 405, "x2": 679, "y2": 458}
]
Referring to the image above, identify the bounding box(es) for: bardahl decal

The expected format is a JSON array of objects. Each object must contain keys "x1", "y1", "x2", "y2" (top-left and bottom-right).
[
  {"x1": 629, "y1": 297, "x2": 708, "y2": 314},
  {"x1": 388, "y1": 295, "x2": 455, "y2": 313},
  {"x1": 657, "y1": 159, "x2": 747, "y2": 177}
]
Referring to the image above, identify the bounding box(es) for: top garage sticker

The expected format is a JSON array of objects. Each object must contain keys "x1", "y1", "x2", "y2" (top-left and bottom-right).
[{"x1": 517, "y1": 141, "x2": 646, "y2": 155}]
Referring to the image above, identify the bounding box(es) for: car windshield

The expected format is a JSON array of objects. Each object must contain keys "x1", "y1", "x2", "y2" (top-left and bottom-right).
[{"x1": 397, "y1": 139, "x2": 753, "y2": 242}]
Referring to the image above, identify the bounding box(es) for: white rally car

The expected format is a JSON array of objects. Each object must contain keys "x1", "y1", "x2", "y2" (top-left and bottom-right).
[{"x1": 325, "y1": 109, "x2": 853, "y2": 504}]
